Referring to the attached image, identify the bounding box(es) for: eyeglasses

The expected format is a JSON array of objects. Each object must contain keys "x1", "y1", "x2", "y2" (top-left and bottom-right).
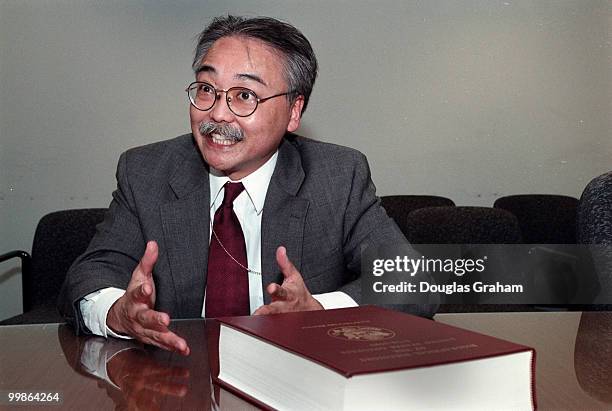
[{"x1": 186, "y1": 81, "x2": 293, "y2": 117}]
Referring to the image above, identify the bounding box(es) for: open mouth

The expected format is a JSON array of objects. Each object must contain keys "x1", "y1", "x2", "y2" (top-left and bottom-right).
[
  {"x1": 209, "y1": 133, "x2": 240, "y2": 146},
  {"x1": 200, "y1": 121, "x2": 244, "y2": 147}
]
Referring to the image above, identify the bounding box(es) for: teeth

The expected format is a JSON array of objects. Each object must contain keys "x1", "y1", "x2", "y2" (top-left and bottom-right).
[{"x1": 210, "y1": 133, "x2": 237, "y2": 146}]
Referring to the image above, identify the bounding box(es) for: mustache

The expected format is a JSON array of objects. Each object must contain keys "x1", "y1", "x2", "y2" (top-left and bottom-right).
[{"x1": 199, "y1": 121, "x2": 244, "y2": 141}]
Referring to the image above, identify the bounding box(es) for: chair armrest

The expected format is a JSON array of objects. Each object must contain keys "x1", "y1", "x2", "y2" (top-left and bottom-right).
[
  {"x1": 0, "y1": 250, "x2": 32, "y2": 312},
  {"x1": 0, "y1": 250, "x2": 31, "y2": 264}
]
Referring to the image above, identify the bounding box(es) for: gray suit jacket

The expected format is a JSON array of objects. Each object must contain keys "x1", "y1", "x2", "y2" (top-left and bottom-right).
[{"x1": 59, "y1": 133, "x2": 436, "y2": 333}]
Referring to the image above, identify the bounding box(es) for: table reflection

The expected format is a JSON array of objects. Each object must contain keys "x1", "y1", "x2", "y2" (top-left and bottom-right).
[
  {"x1": 57, "y1": 320, "x2": 219, "y2": 410},
  {"x1": 1, "y1": 312, "x2": 607, "y2": 410}
]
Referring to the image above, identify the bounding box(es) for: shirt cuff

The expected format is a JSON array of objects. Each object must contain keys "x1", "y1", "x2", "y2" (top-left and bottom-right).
[
  {"x1": 80, "y1": 288, "x2": 131, "y2": 339},
  {"x1": 312, "y1": 291, "x2": 358, "y2": 309}
]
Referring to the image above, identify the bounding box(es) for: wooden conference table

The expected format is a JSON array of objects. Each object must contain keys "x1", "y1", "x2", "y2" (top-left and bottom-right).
[{"x1": 0, "y1": 311, "x2": 610, "y2": 410}]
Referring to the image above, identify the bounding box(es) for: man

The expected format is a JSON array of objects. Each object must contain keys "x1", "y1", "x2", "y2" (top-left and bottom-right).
[{"x1": 59, "y1": 15, "x2": 435, "y2": 355}]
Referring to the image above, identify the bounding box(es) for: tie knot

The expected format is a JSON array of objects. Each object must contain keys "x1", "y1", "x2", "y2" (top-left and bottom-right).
[{"x1": 222, "y1": 182, "x2": 244, "y2": 207}]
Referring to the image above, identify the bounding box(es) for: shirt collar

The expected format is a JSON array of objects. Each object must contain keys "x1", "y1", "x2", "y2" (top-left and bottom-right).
[{"x1": 209, "y1": 150, "x2": 278, "y2": 215}]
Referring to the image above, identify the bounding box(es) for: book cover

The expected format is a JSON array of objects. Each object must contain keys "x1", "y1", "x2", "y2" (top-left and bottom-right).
[
  {"x1": 219, "y1": 306, "x2": 535, "y2": 376},
  {"x1": 216, "y1": 306, "x2": 536, "y2": 410}
]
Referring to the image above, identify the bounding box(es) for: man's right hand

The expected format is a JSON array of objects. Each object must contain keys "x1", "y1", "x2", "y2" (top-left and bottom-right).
[{"x1": 107, "y1": 241, "x2": 190, "y2": 356}]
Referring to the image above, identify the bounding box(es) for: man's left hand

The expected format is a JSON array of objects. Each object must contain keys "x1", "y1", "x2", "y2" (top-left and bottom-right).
[{"x1": 253, "y1": 246, "x2": 323, "y2": 315}]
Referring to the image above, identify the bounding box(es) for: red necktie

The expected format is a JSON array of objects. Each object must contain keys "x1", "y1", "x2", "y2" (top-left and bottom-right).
[{"x1": 205, "y1": 182, "x2": 249, "y2": 318}]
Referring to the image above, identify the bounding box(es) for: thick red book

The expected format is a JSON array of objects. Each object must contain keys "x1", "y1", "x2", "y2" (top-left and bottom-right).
[{"x1": 216, "y1": 306, "x2": 536, "y2": 410}]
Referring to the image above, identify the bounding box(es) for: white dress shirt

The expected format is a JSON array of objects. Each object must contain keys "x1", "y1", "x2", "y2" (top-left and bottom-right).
[{"x1": 80, "y1": 150, "x2": 356, "y2": 338}]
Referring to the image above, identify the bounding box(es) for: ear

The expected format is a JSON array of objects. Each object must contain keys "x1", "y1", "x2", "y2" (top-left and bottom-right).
[{"x1": 286, "y1": 95, "x2": 304, "y2": 133}]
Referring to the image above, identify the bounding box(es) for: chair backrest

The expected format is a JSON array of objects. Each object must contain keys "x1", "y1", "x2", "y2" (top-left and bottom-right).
[
  {"x1": 494, "y1": 194, "x2": 579, "y2": 244},
  {"x1": 380, "y1": 195, "x2": 455, "y2": 238},
  {"x1": 405, "y1": 206, "x2": 522, "y2": 244},
  {"x1": 406, "y1": 207, "x2": 528, "y2": 313},
  {"x1": 25, "y1": 208, "x2": 107, "y2": 312}
]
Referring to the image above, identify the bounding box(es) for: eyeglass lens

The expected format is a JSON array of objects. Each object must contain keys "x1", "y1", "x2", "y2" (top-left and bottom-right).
[{"x1": 188, "y1": 83, "x2": 258, "y2": 117}]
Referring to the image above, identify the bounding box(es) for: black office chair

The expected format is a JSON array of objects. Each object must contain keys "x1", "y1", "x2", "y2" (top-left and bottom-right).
[
  {"x1": 0, "y1": 208, "x2": 107, "y2": 325},
  {"x1": 493, "y1": 194, "x2": 579, "y2": 244},
  {"x1": 405, "y1": 206, "x2": 531, "y2": 313},
  {"x1": 380, "y1": 195, "x2": 455, "y2": 238},
  {"x1": 494, "y1": 194, "x2": 601, "y2": 312},
  {"x1": 405, "y1": 206, "x2": 522, "y2": 245}
]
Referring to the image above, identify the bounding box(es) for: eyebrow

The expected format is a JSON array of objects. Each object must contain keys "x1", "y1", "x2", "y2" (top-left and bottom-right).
[
  {"x1": 195, "y1": 65, "x2": 268, "y2": 87},
  {"x1": 196, "y1": 64, "x2": 215, "y2": 74},
  {"x1": 235, "y1": 73, "x2": 267, "y2": 87}
]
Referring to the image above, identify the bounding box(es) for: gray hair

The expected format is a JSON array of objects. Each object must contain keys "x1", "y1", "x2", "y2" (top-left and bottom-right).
[{"x1": 192, "y1": 15, "x2": 318, "y2": 114}]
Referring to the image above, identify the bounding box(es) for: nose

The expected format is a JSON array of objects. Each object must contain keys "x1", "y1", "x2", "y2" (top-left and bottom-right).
[{"x1": 209, "y1": 91, "x2": 236, "y2": 123}]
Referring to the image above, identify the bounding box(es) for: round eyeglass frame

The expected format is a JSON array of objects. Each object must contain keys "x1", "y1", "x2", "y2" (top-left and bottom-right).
[{"x1": 186, "y1": 81, "x2": 294, "y2": 117}]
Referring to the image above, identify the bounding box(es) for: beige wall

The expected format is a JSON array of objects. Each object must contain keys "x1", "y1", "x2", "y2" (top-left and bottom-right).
[{"x1": 1, "y1": 0, "x2": 610, "y2": 319}]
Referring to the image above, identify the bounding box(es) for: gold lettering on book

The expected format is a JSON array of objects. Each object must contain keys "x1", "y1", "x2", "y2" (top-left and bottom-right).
[
  {"x1": 359, "y1": 344, "x2": 478, "y2": 362},
  {"x1": 328, "y1": 326, "x2": 396, "y2": 341},
  {"x1": 302, "y1": 320, "x2": 371, "y2": 330}
]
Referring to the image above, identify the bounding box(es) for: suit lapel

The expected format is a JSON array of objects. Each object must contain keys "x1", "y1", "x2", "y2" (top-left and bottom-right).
[
  {"x1": 160, "y1": 141, "x2": 210, "y2": 317},
  {"x1": 159, "y1": 135, "x2": 310, "y2": 310},
  {"x1": 261, "y1": 138, "x2": 309, "y2": 304}
]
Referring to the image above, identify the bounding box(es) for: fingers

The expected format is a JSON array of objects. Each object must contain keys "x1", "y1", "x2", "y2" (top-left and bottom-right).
[
  {"x1": 108, "y1": 283, "x2": 157, "y2": 336},
  {"x1": 267, "y1": 283, "x2": 288, "y2": 301},
  {"x1": 138, "y1": 327, "x2": 190, "y2": 356},
  {"x1": 135, "y1": 282, "x2": 153, "y2": 301},
  {"x1": 253, "y1": 305, "x2": 274, "y2": 316},
  {"x1": 128, "y1": 309, "x2": 189, "y2": 355},
  {"x1": 126, "y1": 281, "x2": 155, "y2": 309},
  {"x1": 259, "y1": 246, "x2": 324, "y2": 314},
  {"x1": 252, "y1": 306, "x2": 265, "y2": 315},
  {"x1": 266, "y1": 247, "x2": 301, "y2": 305},
  {"x1": 129, "y1": 241, "x2": 159, "y2": 306},
  {"x1": 140, "y1": 241, "x2": 159, "y2": 276},
  {"x1": 134, "y1": 307, "x2": 170, "y2": 331},
  {"x1": 107, "y1": 241, "x2": 191, "y2": 355},
  {"x1": 133, "y1": 241, "x2": 158, "y2": 282},
  {"x1": 275, "y1": 246, "x2": 299, "y2": 280},
  {"x1": 254, "y1": 302, "x2": 285, "y2": 316},
  {"x1": 108, "y1": 299, "x2": 190, "y2": 355}
]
